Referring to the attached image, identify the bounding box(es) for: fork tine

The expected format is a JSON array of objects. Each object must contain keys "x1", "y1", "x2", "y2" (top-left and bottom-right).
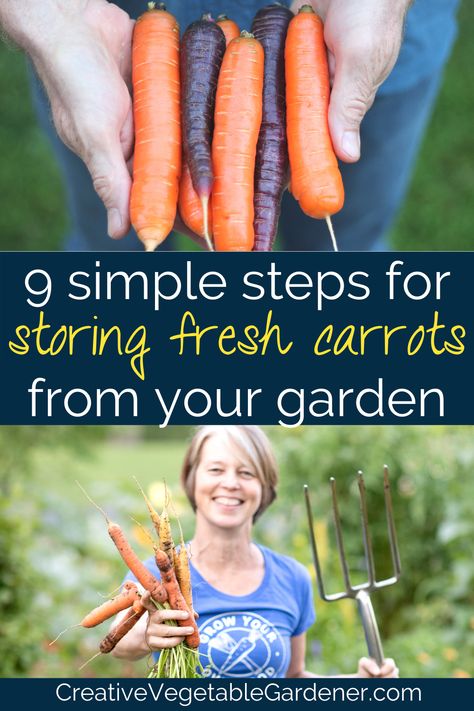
[
  {"x1": 383, "y1": 465, "x2": 402, "y2": 579},
  {"x1": 357, "y1": 471, "x2": 376, "y2": 588},
  {"x1": 330, "y1": 477, "x2": 353, "y2": 593},
  {"x1": 304, "y1": 485, "x2": 329, "y2": 601}
]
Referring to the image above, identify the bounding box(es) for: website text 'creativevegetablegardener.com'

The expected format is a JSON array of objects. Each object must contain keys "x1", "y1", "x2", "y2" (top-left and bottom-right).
[
  {"x1": 1, "y1": 252, "x2": 472, "y2": 425},
  {"x1": 54, "y1": 681, "x2": 422, "y2": 705}
]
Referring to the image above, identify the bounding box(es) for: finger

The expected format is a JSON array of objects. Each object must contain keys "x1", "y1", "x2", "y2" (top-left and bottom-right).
[
  {"x1": 380, "y1": 659, "x2": 399, "y2": 678},
  {"x1": 328, "y1": 58, "x2": 376, "y2": 163},
  {"x1": 84, "y1": 138, "x2": 132, "y2": 239},
  {"x1": 156, "y1": 609, "x2": 190, "y2": 622},
  {"x1": 360, "y1": 657, "x2": 381, "y2": 677},
  {"x1": 327, "y1": 50, "x2": 336, "y2": 86},
  {"x1": 120, "y1": 18, "x2": 135, "y2": 89},
  {"x1": 147, "y1": 635, "x2": 188, "y2": 650},
  {"x1": 149, "y1": 624, "x2": 196, "y2": 638},
  {"x1": 120, "y1": 105, "x2": 134, "y2": 164},
  {"x1": 140, "y1": 591, "x2": 156, "y2": 614}
]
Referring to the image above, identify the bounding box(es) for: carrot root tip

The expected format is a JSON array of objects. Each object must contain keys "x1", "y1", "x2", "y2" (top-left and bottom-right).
[
  {"x1": 325, "y1": 216, "x2": 339, "y2": 252},
  {"x1": 142, "y1": 240, "x2": 161, "y2": 253},
  {"x1": 201, "y1": 197, "x2": 214, "y2": 252},
  {"x1": 78, "y1": 651, "x2": 102, "y2": 671},
  {"x1": 49, "y1": 624, "x2": 81, "y2": 645}
]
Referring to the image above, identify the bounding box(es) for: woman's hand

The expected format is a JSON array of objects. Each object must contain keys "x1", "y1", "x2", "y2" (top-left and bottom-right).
[
  {"x1": 111, "y1": 591, "x2": 195, "y2": 660},
  {"x1": 357, "y1": 657, "x2": 399, "y2": 678},
  {"x1": 290, "y1": 0, "x2": 411, "y2": 162},
  {"x1": 142, "y1": 592, "x2": 196, "y2": 651}
]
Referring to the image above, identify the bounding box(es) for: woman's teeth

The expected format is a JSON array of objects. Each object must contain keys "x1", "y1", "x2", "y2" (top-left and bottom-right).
[{"x1": 214, "y1": 497, "x2": 242, "y2": 506}]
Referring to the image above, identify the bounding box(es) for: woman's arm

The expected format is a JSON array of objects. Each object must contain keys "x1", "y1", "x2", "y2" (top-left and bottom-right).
[
  {"x1": 286, "y1": 634, "x2": 399, "y2": 678},
  {"x1": 286, "y1": 634, "x2": 318, "y2": 678}
]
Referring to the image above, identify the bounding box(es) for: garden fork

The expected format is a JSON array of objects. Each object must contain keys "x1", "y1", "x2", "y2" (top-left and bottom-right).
[{"x1": 304, "y1": 466, "x2": 401, "y2": 667}]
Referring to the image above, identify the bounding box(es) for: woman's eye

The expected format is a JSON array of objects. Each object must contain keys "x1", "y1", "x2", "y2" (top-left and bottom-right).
[
  {"x1": 240, "y1": 470, "x2": 256, "y2": 479},
  {"x1": 209, "y1": 467, "x2": 223, "y2": 474}
]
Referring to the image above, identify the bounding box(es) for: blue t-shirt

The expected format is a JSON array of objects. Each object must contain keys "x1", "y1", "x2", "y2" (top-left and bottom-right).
[
  {"x1": 131, "y1": 545, "x2": 315, "y2": 678},
  {"x1": 119, "y1": 0, "x2": 460, "y2": 94}
]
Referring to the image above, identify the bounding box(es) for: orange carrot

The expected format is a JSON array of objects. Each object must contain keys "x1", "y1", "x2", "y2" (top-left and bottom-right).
[
  {"x1": 108, "y1": 521, "x2": 167, "y2": 604},
  {"x1": 178, "y1": 160, "x2": 213, "y2": 239},
  {"x1": 80, "y1": 582, "x2": 140, "y2": 628},
  {"x1": 99, "y1": 599, "x2": 146, "y2": 654},
  {"x1": 134, "y1": 476, "x2": 161, "y2": 539},
  {"x1": 75, "y1": 482, "x2": 168, "y2": 604},
  {"x1": 216, "y1": 14, "x2": 240, "y2": 45},
  {"x1": 174, "y1": 545, "x2": 194, "y2": 614},
  {"x1": 159, "y1": 508, "x2": 174, "y2": 560},
  {"x1": 285, "y1": 6, "x2": 344, "y2": 220},
  {"x1": 130, "y1": 2, "x2": 181, "y2": 252},
  {"x1": 212, "y1": 31, "x2": 264, "y2": 251},
  {"x1": 155, "y1": 548, "x2": 200, "y2": 648}
]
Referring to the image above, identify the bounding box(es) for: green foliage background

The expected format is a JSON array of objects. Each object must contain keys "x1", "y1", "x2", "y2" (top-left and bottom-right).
[
  {"x1": 0, "y1": 3, "x2": 473, "y2": 250},
  {"x1": 0, "y1": 426, "x2": 472, "y2": 679}
]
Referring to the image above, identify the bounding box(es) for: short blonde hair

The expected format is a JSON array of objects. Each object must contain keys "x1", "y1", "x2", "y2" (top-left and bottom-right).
[{"x1": 181, "y1": 426, "x2": 278, "y2": 521}]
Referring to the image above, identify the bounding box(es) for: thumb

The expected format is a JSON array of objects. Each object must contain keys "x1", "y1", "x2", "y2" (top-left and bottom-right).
[
  {"x1": 85, "y1": 138, "x2": 132, "y2": 239},
  {"x1": 140, "y1": 591, "x2": 158, "y2": 614},
  {"x1": 328, "y1": 60, "x2": 377, "y2": 163}
]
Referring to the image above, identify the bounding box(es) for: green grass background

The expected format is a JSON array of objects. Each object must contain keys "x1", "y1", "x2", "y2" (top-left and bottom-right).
[{"x1": 0, "y1": 2, "x2": 473, "y2": 251}]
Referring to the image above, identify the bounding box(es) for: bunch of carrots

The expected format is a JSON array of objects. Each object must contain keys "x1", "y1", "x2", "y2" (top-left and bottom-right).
[
  {"x1": 64, "y1": 482, "x2": 201, "y2": 678},
  {"x1": 130, "y1": 3, "x2": 343, "y2": 253}
]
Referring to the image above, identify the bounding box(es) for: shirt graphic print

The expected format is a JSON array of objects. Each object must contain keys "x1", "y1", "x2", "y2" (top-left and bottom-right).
[{"x1": 199, "y1": 610, "x2": 288, "y2": 678}]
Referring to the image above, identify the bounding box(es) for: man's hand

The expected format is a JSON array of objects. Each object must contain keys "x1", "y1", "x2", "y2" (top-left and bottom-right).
[
  {"x1": 2, "y1": 0, "x2": 134, "y2": 238},
  {"x1": 291, "y1": 1, "x2": 411, "y2": 162}
]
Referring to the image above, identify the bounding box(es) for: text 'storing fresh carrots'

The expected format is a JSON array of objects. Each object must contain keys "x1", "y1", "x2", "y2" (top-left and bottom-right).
[
  {"x1": 285, "y1": 5, "x2": 344, "y2": 248},
  {"x1": 130, "y1": 2, "x2": 181, "y2": 252},
  {"x1": 181, "y1": 14, "x2": 226, "y2": 250},
  {"x1": 80, "y1": 581, "x2": 139, "y2": 628},
  {"x1": 251, "y1": 4, "x2": 293, "y2": 251},
  {"x1": 212, "y1": 31, "x2": 264, "y2": 251},
  {"x1": 216, "y1": 14, "x2": 240, "y2": 45}
]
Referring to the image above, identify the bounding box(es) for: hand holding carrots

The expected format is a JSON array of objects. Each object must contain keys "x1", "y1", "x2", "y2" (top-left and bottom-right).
[
  {"x1": 140, "y1": 592, "x2": 196, "y2": 651},
  {"x1": 290, "y1": 0, "x2": 411, "y2": 162},
  {"x1": 75, "y1": 481, "x2": 200, "y2": 676},
  {"x1": 1, "y1": 0, "x2": 135, "y2": 238}
]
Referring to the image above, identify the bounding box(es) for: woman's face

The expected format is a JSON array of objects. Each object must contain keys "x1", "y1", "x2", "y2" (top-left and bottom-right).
[{"x1": 193, "y1": 433, "x2": 263, "y2": 531}]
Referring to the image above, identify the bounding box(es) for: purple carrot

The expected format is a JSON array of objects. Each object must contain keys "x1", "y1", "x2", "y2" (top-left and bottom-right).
[
  {"x1": 251, "y1": 3, "x2": 293, "y2": 251},
  {"x1": 181, "y1": 14, "x2": 226, "y2": 250}
]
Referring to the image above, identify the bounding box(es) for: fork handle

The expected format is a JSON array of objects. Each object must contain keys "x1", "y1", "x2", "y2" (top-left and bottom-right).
[{"x1": 356, "y1": 590, "x2": 384, "y2": 667}]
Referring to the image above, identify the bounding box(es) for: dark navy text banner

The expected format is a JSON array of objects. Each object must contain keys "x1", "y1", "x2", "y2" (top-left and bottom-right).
[{"x1": 0, "y1": 252, "x2": 472, "y2": 425}]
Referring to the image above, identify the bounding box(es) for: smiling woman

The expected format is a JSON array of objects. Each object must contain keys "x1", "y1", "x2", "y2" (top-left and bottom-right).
[{"x1": 108, "y1": 426, "x2": 398, "y2": 679}]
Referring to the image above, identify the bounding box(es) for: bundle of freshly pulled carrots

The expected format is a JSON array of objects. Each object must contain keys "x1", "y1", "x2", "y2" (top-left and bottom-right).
[
  {"x1": 61, "y1": 482, "x2": 201, "y2": 678},
  {"x1": 130, "y1": 3, "x2": 343, "y2": 253}
]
